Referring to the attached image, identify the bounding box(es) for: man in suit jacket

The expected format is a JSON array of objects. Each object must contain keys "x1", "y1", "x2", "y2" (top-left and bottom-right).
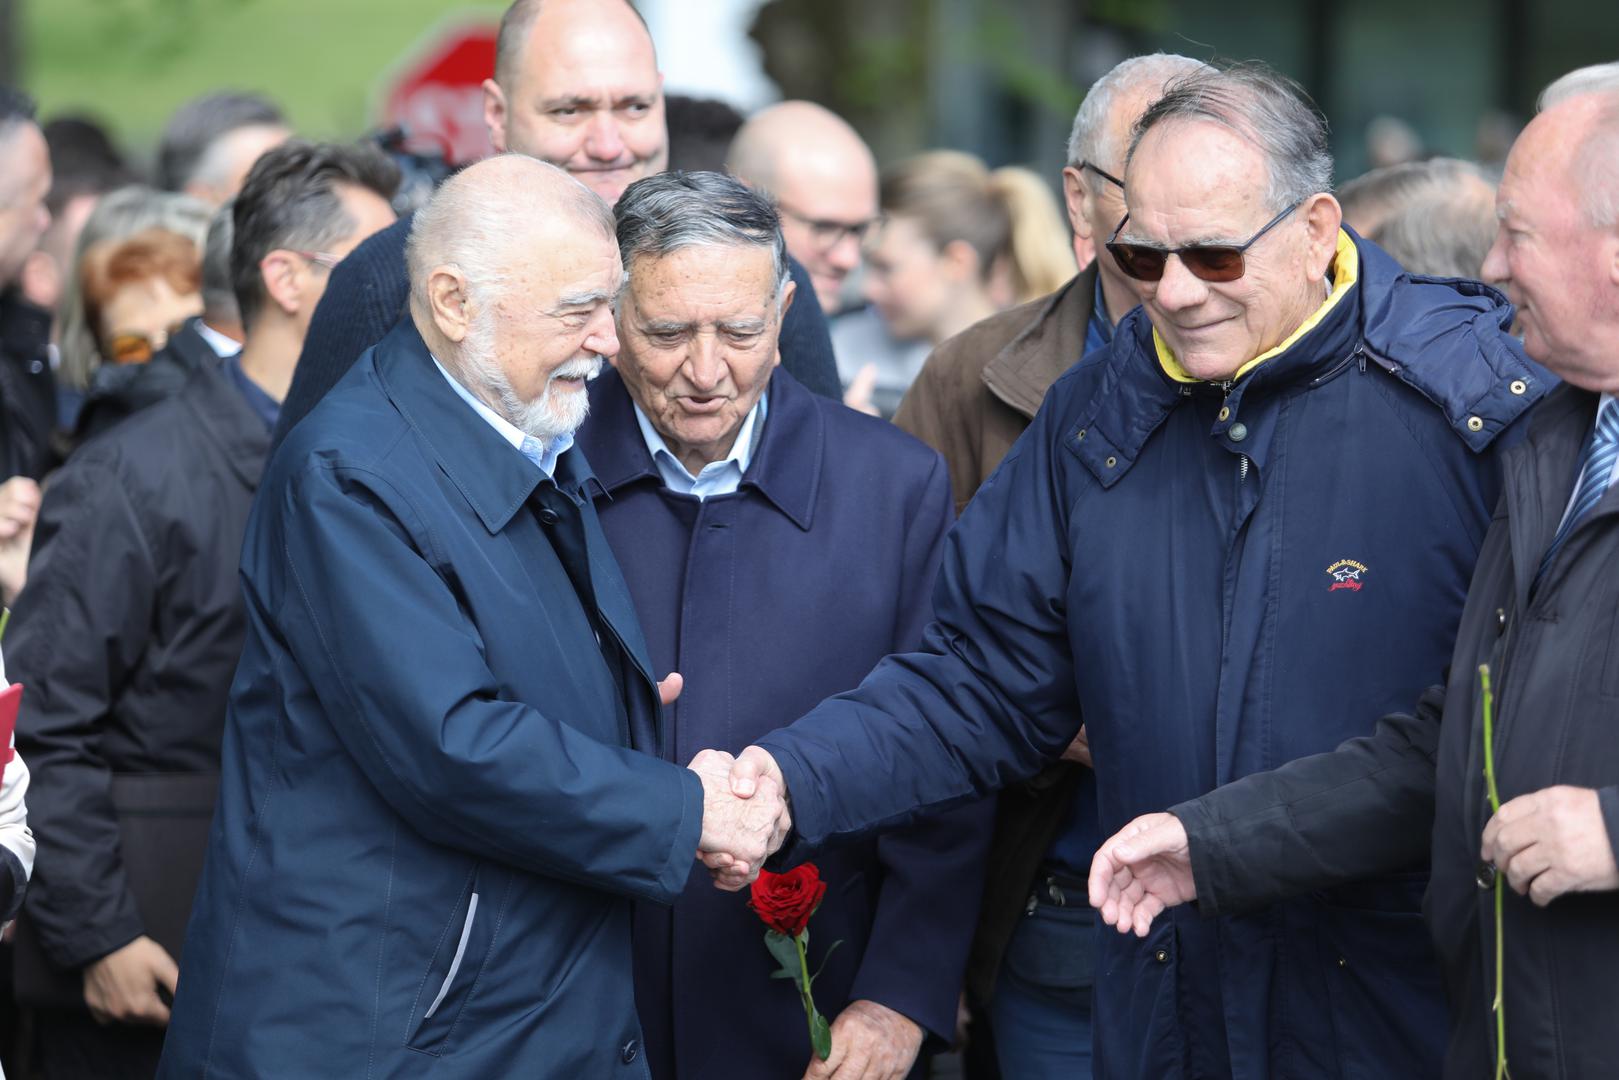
[
  {"x1": 273, "y1": 0, "x2": 839, "y2": 448},
  {"x1": 158, "y1": 155, "x2": 788, "y2": 1079},
  {"x1": 575, "y1": 171, "x2": 992, "y2": 1080}
]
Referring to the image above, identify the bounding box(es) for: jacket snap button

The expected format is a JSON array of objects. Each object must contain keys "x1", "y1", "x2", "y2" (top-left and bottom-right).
[
  {"x1": 1476, "y1": 861, "x2": 1497, "y2": 890},
  {"x1": 1509, "y1": 380, "x2": 1527, "y2": 395},
  {"x1": 1337, "y1": 956, "x2": 1347, "y2": 969},
  {"x1": 621, "y1": 1039, "x2": 640, "y2": 1064},
  {"x1": 1076, "y1": 428, "x2": 1087, "y2": 441},
  {"x1": 1228, "y1": 422, "x2": 1248, "y2": 443},
  {"x1": 1153, "y1": 948, "x2": 1168, "y2": 963},
  {"x1": 1218, "y1": 406, "x2": 1230, "y2": 422},
  {"x1": 538, "y1": 508, "x2": 560, "y2": 526},
  {"x1": 1467, "y1": 415, "x2": 1484, "y2": 432},
  {"x1": 1105, "y1": 456, "x2": 1117, "y2": 468},
  {"x1": 1495, "y1": 608, "x2": 1506, "y2": 635}
]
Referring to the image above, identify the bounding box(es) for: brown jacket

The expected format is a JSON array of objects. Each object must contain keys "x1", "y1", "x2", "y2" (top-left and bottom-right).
[
  {"x1": 894, "y1": 266, "x2": 1096, "y2": 514},
  {"x1": 892, "y1": 266, "x2": 1099, "y2": 1003}
]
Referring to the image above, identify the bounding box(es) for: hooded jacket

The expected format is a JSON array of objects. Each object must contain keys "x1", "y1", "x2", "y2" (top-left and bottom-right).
[{"x1": 755, "y1": 231, "x2": 1548, "y2": 1078}]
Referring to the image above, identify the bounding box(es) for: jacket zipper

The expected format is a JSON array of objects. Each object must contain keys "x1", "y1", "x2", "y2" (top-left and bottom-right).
[{"x1": 1218, "y1": 380, "x2": 1251, "y2": 483}]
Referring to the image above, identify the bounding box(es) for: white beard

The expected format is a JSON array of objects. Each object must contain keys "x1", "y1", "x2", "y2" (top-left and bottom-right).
[{"x1": 458, "y1": 315, "x2": 602, "y2": 445}]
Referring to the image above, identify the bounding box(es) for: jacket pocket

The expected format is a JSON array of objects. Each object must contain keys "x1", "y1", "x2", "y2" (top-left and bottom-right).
[
  {"x1": 407, "y1": 866, "x2": 503, "y2": 1056},
  {"x1": 1320, "y1": 904, "x2": 1447, "y2": 1080}
]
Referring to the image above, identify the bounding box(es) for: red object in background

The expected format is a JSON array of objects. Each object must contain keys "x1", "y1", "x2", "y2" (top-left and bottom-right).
[
  {"x1": 0, "y1": 683, "x2": 21, "y2": 781},
  {"x1": 381, "y1": 22, "x2": 500, "y2": 167}
]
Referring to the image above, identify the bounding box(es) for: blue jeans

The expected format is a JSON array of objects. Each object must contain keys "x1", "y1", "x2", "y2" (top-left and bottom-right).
[{"x1": 989, "y1": 889, "x2": 1095, "y2": 1079}]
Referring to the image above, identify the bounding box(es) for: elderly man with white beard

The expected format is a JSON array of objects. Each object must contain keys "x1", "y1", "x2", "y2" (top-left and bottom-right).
[{"x1": 158, "y1": 154, "x2": 790, "y2": 1079}]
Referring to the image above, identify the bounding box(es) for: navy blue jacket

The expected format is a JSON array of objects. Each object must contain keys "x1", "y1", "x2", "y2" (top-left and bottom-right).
[
  {"x1": 273, "y1": 215, "x2": 842, "y2": 447},
  {"x1": 756, "y1": 233, "x2": 1549, "y2": 1078},
  {"x1": 577, "y1": 369, "x2": 992, "y2": 1078},
  {"x1": 159, "y1": 322, "x2": 704, "y2": 1079}
]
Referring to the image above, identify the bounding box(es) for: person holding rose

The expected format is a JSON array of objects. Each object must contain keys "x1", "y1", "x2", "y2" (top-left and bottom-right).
[{"x1": 574, "y1": 170, "x2": 992, "y2": 1080}]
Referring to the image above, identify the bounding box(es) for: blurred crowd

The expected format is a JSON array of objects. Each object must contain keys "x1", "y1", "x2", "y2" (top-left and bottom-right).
[{"x1": 0, "y1": 1, "x2": 1611, "y2": 1078}]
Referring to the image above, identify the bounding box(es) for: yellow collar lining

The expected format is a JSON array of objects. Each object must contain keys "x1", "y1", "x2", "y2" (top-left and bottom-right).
[{"x1": 1154, "y1": 229, "x2": 1360, "y2": 385}]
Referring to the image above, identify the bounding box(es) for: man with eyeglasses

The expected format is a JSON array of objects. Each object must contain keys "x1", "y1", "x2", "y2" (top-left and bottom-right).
[
  {"x1": 886, "y1": 52, "x2": 1206, "y2": 1080},
  {"x1": 7, "y1": 141, "x2": 395, "y2": 1080},
  {"x1": 696, "y1": 62, "x2": 1550, "y2": 1077}
]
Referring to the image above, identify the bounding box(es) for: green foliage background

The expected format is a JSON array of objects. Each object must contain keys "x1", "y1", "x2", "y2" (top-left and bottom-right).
[{"x1": 22, "y1": 0, "x2": 503, "y2": 157}]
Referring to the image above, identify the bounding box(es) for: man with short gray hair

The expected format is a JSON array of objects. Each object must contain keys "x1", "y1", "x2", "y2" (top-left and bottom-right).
[
  {"x1": 574, "y1": 170, "x2": 989, "y2": 1080},
  {"x1": 155, "y1": 91, "x2": 290, "y2": 207},
  {"x1": 701, "y1": 61, "x2": 1548, "y2": 1076}
]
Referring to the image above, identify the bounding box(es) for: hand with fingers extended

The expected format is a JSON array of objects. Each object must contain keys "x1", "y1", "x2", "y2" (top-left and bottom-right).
[
  {"x1": 689, "y1": 748, "x2": 791, "y2": 890},
  {"x1": 1088, "y1": 812, "x2": 1198, "y2": 937},
  {"x1": 1480, "y1": 784, "x2": 1619, "y2": 906}
]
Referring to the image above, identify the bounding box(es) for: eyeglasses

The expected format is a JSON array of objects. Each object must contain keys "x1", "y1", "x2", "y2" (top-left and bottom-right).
[
  {"x1": 1078, "y1": 161, "x2": 1125, "y2": 191},
  {"x1": 1106, "y1": 199, "x2": 1304, "y2": 283},
  {"x1": 293, "y1": 250, "x2": 342, "y2": 272},
  {"x1": 775, "y1": 203, "x2": 879, "y2": 252}
]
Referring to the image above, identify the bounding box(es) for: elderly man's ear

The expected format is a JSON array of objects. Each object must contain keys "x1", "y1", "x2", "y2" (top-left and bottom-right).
[
  {"x1": 1302, "y1": 193, "x2": 1345, "y2": 284},
  {"x1": 426, "y1": 268, "x2": 474, "y2": 344}
]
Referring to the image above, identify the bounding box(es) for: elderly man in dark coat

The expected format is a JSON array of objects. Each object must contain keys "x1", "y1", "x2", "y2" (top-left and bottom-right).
[
  {"x1": 574, "y1": 171, "x2": 991, "y2": 1080},
  {"x1": 157, "y1": 156, "x2": 789, "y2": 1080}
]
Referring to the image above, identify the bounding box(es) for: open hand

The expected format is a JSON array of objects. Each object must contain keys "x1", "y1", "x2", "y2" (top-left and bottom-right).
[{"x1": 1088, "y1": 812, "x2": 1197, "y2": 937}]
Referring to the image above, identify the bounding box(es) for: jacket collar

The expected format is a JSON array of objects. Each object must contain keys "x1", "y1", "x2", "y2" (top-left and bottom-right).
[
  {"x1": 582, "y1": 366, "x2": 822, "y2": 531},
  {"x1": 981, "y1": 265, "x2": 1097, "y2": 420},
  {"x1": 372, "y1": 320, "x2": 599, "y2": 534},
  {"x1": 179, "y1": 363, "x2": 271, "y2": 490}
]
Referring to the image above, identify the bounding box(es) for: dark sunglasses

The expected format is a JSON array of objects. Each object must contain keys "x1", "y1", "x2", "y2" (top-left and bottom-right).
[
  {"x1": 1078, "y1": 161, "x2": 1124, "y2": 190},
  {"x1": 1106, "y1": 199, "x2": 1303, "y2": 283}
]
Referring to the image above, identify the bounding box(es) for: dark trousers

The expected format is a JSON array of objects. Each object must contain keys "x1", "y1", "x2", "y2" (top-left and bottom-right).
[{"x1": 35, "y1": 1009, "x2": 164, "y2": 1080}]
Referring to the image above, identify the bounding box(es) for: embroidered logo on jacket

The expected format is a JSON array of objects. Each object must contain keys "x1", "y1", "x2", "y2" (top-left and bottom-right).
[{"x1": 1326, "y1": 559, "x2": 1368, "y2": 592}]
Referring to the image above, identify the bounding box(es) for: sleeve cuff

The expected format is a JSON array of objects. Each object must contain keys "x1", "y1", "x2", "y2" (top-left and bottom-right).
[
  {"x1": 652, "y1": 766, "x2": 706, "y2": 904},
  {"x1": 1597, "y1": 785, "x2": 1619, "y2": 873}
]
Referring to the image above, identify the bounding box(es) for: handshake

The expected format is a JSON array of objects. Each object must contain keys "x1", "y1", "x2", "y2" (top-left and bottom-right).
[{"x1": 687, "y1": 747, "x2": 791, "y2": 891}]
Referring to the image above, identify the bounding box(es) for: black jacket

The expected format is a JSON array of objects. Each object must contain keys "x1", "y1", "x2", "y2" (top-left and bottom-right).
[
  {"x1": 0, "y1": 288, "x2": 58, "y2": 480},
  {"x1": 74, "y1": 316, "x2": 225, "y2": 442},
  {"x1": 11, "y1": 363, "x2": 268, "y2": 986},
  {"x1": 1175, "y1": 382, "x2": 1619, "y2": 1078},
  {"x1": 271, "y1": 214, "x2": 843, "y2": 446}
]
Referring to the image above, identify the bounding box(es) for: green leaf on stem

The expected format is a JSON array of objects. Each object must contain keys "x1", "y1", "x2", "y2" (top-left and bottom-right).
[
  {"x1": 810, "y1": 1008, "x2": 832, "y2": 1061},
  {"x1": 810, "y1": 939, "x2": 845, "y2": 987},
  {"x1": 764, "y1": 929, "x2": 800, "y2": 978},
  {"x1": 770, "y1": 969, "x2": 796, "y2": 980}
]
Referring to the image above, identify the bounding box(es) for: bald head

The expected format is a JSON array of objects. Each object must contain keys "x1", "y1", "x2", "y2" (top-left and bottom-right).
[
  {"x1": 1482, "y1": 88, "x2": 1619, "y2": 387},
  {"x1": 482, "y1": 0, "x2": 667, "y2": 204},
  {"x1": 729, "y1": 101, "x2": 877, "y2": 312}
]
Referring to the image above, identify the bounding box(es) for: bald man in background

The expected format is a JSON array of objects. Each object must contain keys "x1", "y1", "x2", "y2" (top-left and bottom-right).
[
  {"x1": 729, "y1": 101, "x2": 880, "y2": 315},
  {"x1": 275, "y1": 0, "x2": 841, "y2": 445}
]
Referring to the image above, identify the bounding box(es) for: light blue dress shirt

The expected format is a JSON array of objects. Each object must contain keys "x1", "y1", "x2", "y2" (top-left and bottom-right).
[
  {"x1": 632, "y1": 392, "x2": 767, "y2": 499},
  {"x1": 431, "y1": 357, "x2": 572, "y2": 478}
]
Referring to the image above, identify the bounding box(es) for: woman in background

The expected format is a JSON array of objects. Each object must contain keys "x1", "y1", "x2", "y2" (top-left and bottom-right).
[{"x1": 839, "y1": 150, "x2": 1076, "y2": 417}]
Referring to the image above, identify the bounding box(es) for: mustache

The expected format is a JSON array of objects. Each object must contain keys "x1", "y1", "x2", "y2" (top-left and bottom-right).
[{"x1": 550, "y1": 355, "x2": 605, "y2": 383}]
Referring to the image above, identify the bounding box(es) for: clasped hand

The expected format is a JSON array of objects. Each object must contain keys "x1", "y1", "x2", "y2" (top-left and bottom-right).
[{"x1": 688, "y1": 747, "x2": 791, "y2": 890}]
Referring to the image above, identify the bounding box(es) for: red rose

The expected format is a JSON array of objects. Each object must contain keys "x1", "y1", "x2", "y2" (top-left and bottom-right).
[{"x1": 748, "y1": 864, "x2": 827, "y2": 937}]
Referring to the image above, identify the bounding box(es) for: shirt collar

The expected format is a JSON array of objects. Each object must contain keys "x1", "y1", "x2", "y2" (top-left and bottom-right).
[
  {"x1": 631, "y1": 390, "x2": 768, "y2": 497},
  {"x1": 195, "y1": 320, "x2": 242, "y2": 358},
  {"x1": 431, "y1": 356, "x2": 573, "y2": 478}
]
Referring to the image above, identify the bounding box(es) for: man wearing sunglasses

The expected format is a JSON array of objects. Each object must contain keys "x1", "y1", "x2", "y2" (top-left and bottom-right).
[{"x1": 704, "y1": 62, "x2": 1548, "y2": 1078}]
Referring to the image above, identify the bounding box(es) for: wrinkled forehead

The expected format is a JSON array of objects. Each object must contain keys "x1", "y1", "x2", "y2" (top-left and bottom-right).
[
  {"x1": 1122, "y1": 118, "x2": 1276, "y2": 241},
  {"x1": 626, "y1": 242, "x2": 782, "y2": 307}
]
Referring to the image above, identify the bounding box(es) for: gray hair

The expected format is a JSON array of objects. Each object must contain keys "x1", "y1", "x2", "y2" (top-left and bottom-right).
[
  {"x1": 157, "y1": 91, "x2": 286, "y2": 193},
  {"x1": 1338, "y1": 157, "x2": 1489, "y2": 236},
  {"x1": 614, "y1": 170, "x2": 789, "y2": 300},
  {"x1": 406, "y1": 153, "x2": 617, "y2": 316},
  {"x1": 1539, "y1": 62, "x2": 1619, "y2": 111},
  {"x1": 1373, "y1": 188, "x2": 1497, "y2": 279},
  {"x1": 58, "y1": 186, "x2": 214, "y2": 390},
  {"x1": 1066, "y1": 53, "x2": 1210, "y2": 169},
  {"x1": 1129, "y1": 62, "x2": 1334, "y2": 211},
  {"x1": 1537, "y1": 65, "x2": 1619, "y2": 229},
  {"x1": 200, "y1": 202, "x2": 237, "y2": 321}
]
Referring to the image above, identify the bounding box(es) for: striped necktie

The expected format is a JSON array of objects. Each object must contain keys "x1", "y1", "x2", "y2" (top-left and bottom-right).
[{"x1": 1538, "y1": 399, "x2": 1619, "y2": 583}]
